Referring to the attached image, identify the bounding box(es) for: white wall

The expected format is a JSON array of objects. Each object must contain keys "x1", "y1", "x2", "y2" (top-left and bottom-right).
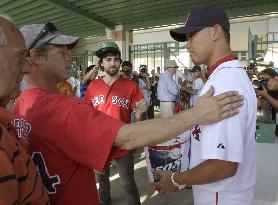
[
  {"x1": 71, "y1": 36, "x2": 106, "y2": 55},
  {"x1": 72, "y1": 14, "x2": 278, "y2": 63},
  {"x1": 132, "y1": 14, "x2": 278, "y2": 52},
  {"x1": 269, "y1": 17, "x2": 278, "y2": 33},
  {"x1": 133, "y1": 26, "x2": 179, "y2": 45}
]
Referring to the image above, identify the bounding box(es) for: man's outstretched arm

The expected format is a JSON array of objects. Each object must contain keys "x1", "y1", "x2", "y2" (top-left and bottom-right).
[{"x1": 115, "y1": 86, "x2": 243, "y2": 149}]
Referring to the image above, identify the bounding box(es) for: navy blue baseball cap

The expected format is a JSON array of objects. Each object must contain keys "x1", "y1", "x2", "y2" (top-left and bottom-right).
[
  {"x1": 170, "y1": 5, "x2": 230, "y2": 42},
  {"x1": 191, "y1": 65, "x2": 201, "y2": 72}
]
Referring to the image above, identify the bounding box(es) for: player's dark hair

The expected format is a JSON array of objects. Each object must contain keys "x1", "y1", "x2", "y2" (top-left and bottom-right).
[{"x1": 98, "y1": 50, "x2": 122, "y2": 64}]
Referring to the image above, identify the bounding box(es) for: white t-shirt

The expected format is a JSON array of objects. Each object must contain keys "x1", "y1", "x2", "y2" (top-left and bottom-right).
[
  {"x1": 139, "y1": 78, "x2": 151, "y2": 106},
  {"x1": 67, "y1": 77, "x2": 80, "y2": 97},
  {"x1": 190, "y1": 60, "x2": 257, "y2": 203},
  {"x1": 173, "y1": 70, "x2": 185, "y2": 84},
  {"x1": 190, "y1": 78, "x2": 204, "y2": 106},
  {"x1": 76, "y1": 79, "x2": 81, "y2": 97}
]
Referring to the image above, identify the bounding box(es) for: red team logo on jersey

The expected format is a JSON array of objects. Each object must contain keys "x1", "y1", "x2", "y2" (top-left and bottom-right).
[
  {"x1": 192, "y1": 125, "x2": 201, "y2": 141},
  {"x1": 92, "y1": 95, "x2": 130, "y2": 109},
  {"x1": 13, "y1": 118, "x2": 31, "y2": 144}
]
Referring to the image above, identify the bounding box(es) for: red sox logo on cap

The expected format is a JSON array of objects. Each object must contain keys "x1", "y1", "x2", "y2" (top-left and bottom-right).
[{"x1": 185, "y1": 12, "x2": 190, "y2": 26}]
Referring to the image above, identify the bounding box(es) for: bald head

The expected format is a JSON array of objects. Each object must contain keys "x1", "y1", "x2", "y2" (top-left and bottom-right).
[
  {"x1": 0, "y1": 17, "x2": 29, "y2": 106},
  {"x1": 0, "y1": 17, "x2": 25, "y2": 50}
]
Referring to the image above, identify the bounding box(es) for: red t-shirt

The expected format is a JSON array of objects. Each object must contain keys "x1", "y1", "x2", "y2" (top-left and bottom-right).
[
  {"x1": 13, "y1": 88, "x2": 122, "y2": 205},
  {"x1": 85, "y1": 77, "x2": 144, "y2": 158}
]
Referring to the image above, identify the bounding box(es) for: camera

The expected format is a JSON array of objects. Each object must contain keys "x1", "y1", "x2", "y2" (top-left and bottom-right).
[
  {"x1": 253, "y1": 79, "x2": 267, "y2": 91},
  {"x1": 122, "y1": 67, "x2": 132, "y2": 76},
  {"x1": 140, "y1": 66, "x2": 148, "y2": 74},
  {"x1": 139, "y1": 66, "x2": 148, "y2": 78}
]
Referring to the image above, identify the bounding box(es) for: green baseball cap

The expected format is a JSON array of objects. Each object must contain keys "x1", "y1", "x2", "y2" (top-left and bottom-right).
[{"x1": 95, "y1": 41, "x2": 120, "y2": 58}]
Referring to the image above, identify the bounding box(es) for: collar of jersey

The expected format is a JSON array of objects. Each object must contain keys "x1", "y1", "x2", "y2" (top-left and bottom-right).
[
  {"x1": 207, "y1": 54, "x2": 238, "y2": 78},
  {"x1": 100, "y1": 75, "x2": 125, "y2": 87}
]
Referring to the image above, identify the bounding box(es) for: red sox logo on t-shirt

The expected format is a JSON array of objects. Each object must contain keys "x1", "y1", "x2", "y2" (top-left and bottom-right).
[
  {"x1": 192, "y1": 125, "x2": 201, "y2": 141},
  {"x1": 112, "y1": 96, "x2": 130, "y2": 109},
  {"x1": 93, "y1": 95, "x2": 105, "y2": 106},
  {"x1": 92, "y1": 95, "x2": 130, "y2": 109},
  {"x1": 13, "y1": 118, "x2": 31, "y2": 144}
]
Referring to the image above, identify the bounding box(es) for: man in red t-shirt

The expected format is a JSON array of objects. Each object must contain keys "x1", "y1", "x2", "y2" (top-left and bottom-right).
[
  {"x1": 14, "y1": 22, "x2": 244, "y2": 205},
  {"x1": 85, "y1": 42, "x2": 147, "y2": 205}
]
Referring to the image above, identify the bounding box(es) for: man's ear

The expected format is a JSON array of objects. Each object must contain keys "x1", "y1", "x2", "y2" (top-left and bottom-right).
[
  {"x1": 29, "y1": 48, "x2": 42, "y2": 65},
  {"x1": 211, "y1": 24, "x2": 222, "y2": 41}
]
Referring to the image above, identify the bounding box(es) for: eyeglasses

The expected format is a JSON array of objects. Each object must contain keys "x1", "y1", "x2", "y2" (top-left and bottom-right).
[{"x1": 28, "y1": 22, "x2": 57, "y2": 51}]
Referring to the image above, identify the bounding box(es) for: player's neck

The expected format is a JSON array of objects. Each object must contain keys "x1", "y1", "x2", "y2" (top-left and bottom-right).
[
  {"x1": 207, "y1": 47, "x2": 232, "y2": 68},
  {"x1": 103, "y1": 73, "x2": 120, "y2": 87}
]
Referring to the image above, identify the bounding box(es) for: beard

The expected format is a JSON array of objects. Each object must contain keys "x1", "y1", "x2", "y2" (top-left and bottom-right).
[{"x1": 106, "y1": 67, "x2": 119, "y2": 76}]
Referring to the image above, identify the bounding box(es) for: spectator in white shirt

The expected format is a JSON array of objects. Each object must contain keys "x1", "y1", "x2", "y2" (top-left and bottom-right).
[{"x1": 183, "y1": 65, "x2": 204, "y2": 106}]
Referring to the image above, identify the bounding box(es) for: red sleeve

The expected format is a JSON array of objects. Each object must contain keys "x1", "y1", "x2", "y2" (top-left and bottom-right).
[
  {"x1": 63, "y1": 99, "x2": 123, "y2": 171},
  {"x1": 130, "y1": 83, "x2": 144, "y2": 111}
]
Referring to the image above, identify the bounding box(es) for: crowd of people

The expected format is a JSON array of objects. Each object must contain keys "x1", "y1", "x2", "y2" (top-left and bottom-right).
[{"x1": 1, "y1": 4, "x2": 277, "y2": 205}]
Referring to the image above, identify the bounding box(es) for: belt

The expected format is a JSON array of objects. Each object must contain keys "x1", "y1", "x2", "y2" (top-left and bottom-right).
[{"x1": 161, "y1": 101, "x2": 175, "y2": 103}]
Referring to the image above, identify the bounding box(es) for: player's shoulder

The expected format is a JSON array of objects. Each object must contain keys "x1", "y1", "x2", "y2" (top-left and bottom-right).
[
  {"x1": 89, "y1": 77, "x2": 101, "y2": 84},
  {"x1": 88, "y1": 77, "x2": 104, "y2": 87},
  {"x1": 119, "y1": 77, "x2": 139, "y2": 87}
]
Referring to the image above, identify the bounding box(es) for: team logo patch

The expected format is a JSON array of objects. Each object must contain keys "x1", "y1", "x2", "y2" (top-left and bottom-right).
[
  {"x1": 185, "y1": 12, "x2": 191, "y2": 26},
  {"x1": 13, "y1": 118, "x2": 31, "y2": 144},
  {"x1": 192, "y1": 125, "x2": 201, "y2": 141}
]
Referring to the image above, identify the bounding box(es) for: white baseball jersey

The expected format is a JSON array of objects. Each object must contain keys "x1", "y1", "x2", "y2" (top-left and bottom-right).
[
  {"x1": 190, "y1": 78, "x2": 204, "y2": 106},
  {"x1": 190, "y1": 59, "x2": 257, "y2": 205}
]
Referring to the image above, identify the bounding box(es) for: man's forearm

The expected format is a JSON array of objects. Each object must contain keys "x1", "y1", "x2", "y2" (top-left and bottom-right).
[
  {"x1": 135, "y1": 110, "x2": 147, "y2": 121},
  {"x1": 264, "y1": 94, "x2": 278, "y2": 110},
  {"x1": 115, "y1": 108, "x2": 196, "y2": 150},
  {"x1": 82, "y1": 72, "x2": 97, "y2": 85},
  {"x1": 174, "y1": 159, "x2": 238, "y2": 185},
  {"x1": 183, "y1": 88, "x2": 197, "y2": 95}
]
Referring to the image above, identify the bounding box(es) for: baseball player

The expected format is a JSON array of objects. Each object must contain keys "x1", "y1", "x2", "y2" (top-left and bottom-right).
[
  {"x1": 184, "y1": 65, "x2": 204, "y2": 107},
  {"x1": 154, "y1": 5, "x2": 257, "y2": 205},
  {"x1": 14, "y1": 22, "x2": 243, "y2": 205},
  {"x1": 85, "y1": 42, "x2": 144, "y2": 205},
  {"x1": 0, "y1": 17, "x2": 49, "y2": 204}
]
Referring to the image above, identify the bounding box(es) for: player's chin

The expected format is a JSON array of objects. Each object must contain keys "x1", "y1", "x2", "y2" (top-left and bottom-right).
[{"x1": 108, "y1": 70, "x2": 119, "y2": 76}]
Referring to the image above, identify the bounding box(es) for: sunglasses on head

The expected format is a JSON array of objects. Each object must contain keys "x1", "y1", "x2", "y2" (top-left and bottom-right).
[{"x1": 28, "y1": 22, "x2": 58, "y2": 51}]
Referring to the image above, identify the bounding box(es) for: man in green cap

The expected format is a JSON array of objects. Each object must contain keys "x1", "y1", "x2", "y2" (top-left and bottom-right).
[{"x1": 85, "y1": 41, "x2": 146, "y2": 205}]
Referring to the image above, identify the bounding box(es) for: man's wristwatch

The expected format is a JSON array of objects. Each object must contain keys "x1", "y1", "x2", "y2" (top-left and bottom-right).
[{"x1": 171, "y1": 173, "x2": 185, "y2": 190}]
